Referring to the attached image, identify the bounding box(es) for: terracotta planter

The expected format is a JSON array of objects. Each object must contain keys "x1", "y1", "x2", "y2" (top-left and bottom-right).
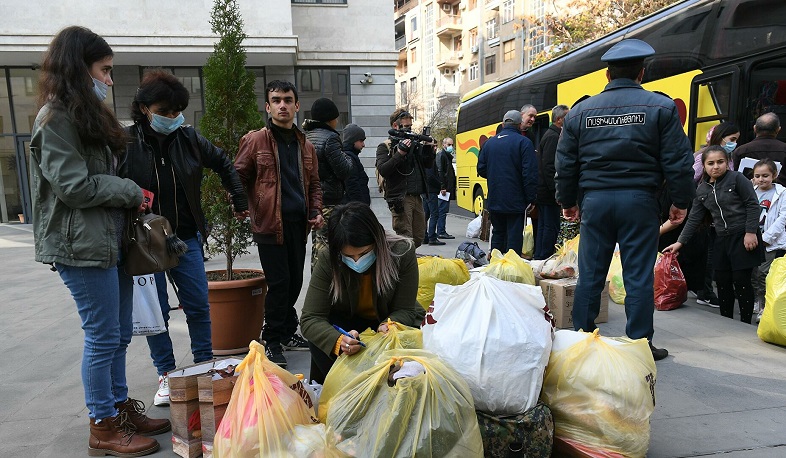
[{"x1": 207, "y1": 269, "x2": 266, "y2": 355}]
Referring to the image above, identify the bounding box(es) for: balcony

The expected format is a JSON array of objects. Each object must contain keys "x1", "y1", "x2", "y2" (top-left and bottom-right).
[
  {"x1": 436, "y1": 51, "x2": 462, "y2": 69},
  {"x1": 394, "y1": 0, "x2": 416, "y2": 17},
  {"x1": 395, "y1": 35, "x2": 407, "y2": 50},
  {"x1": 436, "y1": 84, "x2": 461, "y2": 102},
  {"x1": 485, "y1": 0, "x2": 500, "y2": 10},
  {"x1": 436, "y1": 15, "x2": 463, "y2": 38}
]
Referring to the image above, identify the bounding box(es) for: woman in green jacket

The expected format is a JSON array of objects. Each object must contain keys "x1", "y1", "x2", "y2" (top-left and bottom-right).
[
  {"x1": 301, "y1": 202, "x2": 425, "y2": 383},
  {"x1": 30, "y1": 26, "x2": 168, "y2": 457}
]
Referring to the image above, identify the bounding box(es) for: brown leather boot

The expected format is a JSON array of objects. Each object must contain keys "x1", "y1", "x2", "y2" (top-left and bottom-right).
[
  {"x1": 115, "y1": 398, "x2": 171, "y2": 436},
  {"x1": 88, "y1": 412, "x2": 159, "y2": 457}
]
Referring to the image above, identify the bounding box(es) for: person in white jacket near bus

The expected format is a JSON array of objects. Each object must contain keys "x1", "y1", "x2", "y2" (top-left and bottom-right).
[{"x1": 752, "y1": 158, "x2": 786, "y2": 322}]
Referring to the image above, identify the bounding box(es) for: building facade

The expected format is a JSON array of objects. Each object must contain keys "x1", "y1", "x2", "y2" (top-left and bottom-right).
[
  {"x1": 0, "y1": 0, "x2": 396, "y2": 223},
  {"x1": 394, "y1": 0, "x2": 563, "y2": 128}
]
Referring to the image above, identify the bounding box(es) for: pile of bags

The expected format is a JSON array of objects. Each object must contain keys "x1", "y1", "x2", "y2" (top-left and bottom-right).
[
  {"x1": 608, "y1": 249, "x2": 688, "y2": 311},
  {"x1": 416, "y1": 256, "x2": 469, "y2": 308},
  {"x1": 536, "y1": 235, "x2": 580, "y2": 280},
  {"x1": 482, "y1": 249, "x2": 536, "y2": 285}
]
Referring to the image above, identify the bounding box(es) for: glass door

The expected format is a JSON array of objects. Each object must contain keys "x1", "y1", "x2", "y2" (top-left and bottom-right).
[{"x1": 14, "y1": 135, "x2": 31, "y2": 224}]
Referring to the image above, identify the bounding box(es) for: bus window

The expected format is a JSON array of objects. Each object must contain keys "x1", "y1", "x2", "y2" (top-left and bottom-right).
[
  {"x1": 747, "y1": 57, "x2": 786, "y2": 142},
  {"x1": 689, "y1": 70, "x2": 740, "y2": 150},
  {"x1": 711, "y1": 0, "x2": 786, "y2": 61}
]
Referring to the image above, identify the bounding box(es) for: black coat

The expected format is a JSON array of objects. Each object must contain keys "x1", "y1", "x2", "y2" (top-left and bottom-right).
[
  {"x1": 304, "y1": 121, "x2": 354, "y2": 206},
  {"x1": 436, "y1": 149, "x2": 456, "y2": 196},
  {"x1": 342, "y1": 148, "x2": 371, "y2": 205},
  {"x1": 537, "y1": 124, "x2": 560, "y2": 205}
]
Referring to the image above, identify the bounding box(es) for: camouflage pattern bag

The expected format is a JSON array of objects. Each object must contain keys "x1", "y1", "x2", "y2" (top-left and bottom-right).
[{"x1": 476, "y1": 402, "x2": 554, "y2": 458}]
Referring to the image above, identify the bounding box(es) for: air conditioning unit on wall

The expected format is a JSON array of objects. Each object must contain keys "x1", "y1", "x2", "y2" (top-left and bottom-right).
[{"x1": 442, "y1": 68, "x2": 453, "y2": 75}]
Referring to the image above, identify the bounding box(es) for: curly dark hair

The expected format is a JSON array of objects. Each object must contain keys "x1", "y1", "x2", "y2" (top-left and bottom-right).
[{"x1": 37, "y1": 26, "x2": 126, "y2": 153}]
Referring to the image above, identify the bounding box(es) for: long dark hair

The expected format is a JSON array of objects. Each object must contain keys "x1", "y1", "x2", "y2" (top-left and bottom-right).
[
  {"x1": 327, "y1": 202, "x2": 411, "y2": 302},
  {"x1": 37, "y1": 26, "x2": 126, "y2": 153},
  {"x1": 708, "y1": 121, "x2": 739, "y2": 146},
  {"x1": 131, "y1": 69, "x2": 189, "y2": 124}
]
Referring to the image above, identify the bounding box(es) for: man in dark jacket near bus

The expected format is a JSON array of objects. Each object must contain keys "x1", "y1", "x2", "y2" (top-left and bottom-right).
[
  {"x1": 555, "y1": 39, "x2": 695, "y2": 361},
  {"x1": 303, "y1": 97, "x2": 353, "y2": 269},
  {"x1": 478, "y1": 110, "x2": 538, "y2": 254},
  {"x1": 534, "y1": 104, "x2": 569, "y2": 260}
]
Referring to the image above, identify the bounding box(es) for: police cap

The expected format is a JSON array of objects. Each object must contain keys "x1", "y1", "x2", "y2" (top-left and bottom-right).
[{"x1": 601, "y1": 39, "x2": 655, "y2": 63}]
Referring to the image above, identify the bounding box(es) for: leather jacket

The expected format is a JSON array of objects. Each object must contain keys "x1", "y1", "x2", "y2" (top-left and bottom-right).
[
  {"x1": 122, "y1": 123, "x2": 248, "y2": 240},
  {"x1": 303, "y1": 120, "x2": 353, "y2": 206},
  {"x1": 235, "y1": 126, "x2": 323, "y2": 245}
]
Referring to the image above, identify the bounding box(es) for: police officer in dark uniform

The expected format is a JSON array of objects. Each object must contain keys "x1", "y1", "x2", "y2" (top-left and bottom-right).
[{"x1": 555, "y1": 39, "x2": 695, "y2": 361}]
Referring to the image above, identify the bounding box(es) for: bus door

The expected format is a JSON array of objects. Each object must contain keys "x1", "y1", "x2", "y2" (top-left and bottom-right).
[
  {"x1": 745, "y1": 55, "x2": 786, "y2": 143},
  {"x1": 688, "y1": 66, "x2": 741, "y2": 151}
]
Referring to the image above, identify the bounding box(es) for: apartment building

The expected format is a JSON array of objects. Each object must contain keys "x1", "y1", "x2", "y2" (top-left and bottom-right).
[
  {"x1": 0, "y1": 0, "x2": 396, "y2": 223},
  {"x1": 394, "y1": 0, "x2": 562, "y2": 127}
]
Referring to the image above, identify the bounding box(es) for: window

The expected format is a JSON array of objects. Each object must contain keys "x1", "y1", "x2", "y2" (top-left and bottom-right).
[
  {"x1": 469, "y1": 61, "x2": 479, "y2": 81},
  {"x1": 411, "y1": 16, "x2": 418, "y2": 34},
  {"x1": 291, "y1": 0, "x2": 347, "y2": 4},
  {"x1": 410, "y1": 77, "x2": 418, "y2": 94},
  {"x1": 503, "y1": 39, "x2": 515, "y2": 62},
  {"x1": 469, "y1": 28, "x2": 478, "y2": 49},
  {"x1": 400, "y1": 81, "x2": 408, "y2": 105},
  {"x1": 502, "y1": 0, "x2": 515, "y2": 24},
  {"x1": 468, "y1": 0, "x2": 477, "y2": 9},
  {"x1": 485, "y1": 55, "x2": 496, "y2": 75},
  {"x1": 486, "y1": 18, "x2": 498, "y2": 40},
  {"x1": 411, "y1": 47, "x2": 417, "y2": 64},
  {"x1": 295, "y1": 68, "x2": 351, "y2": 128}
]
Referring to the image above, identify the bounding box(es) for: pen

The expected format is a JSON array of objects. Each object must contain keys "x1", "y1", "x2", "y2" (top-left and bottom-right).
[{"x1": 333, "y1": 324, "x2": 366, "y2": 347}]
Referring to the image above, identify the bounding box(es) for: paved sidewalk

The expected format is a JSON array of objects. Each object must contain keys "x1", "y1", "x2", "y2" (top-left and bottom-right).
[{"x1": 1, "y1": 209, "x2": 785, "y2": 457}]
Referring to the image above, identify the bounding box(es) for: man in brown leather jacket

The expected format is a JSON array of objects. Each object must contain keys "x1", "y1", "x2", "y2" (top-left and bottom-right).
[{"x1": 235, "y1": 80, "x2": 324, "y2": 367}]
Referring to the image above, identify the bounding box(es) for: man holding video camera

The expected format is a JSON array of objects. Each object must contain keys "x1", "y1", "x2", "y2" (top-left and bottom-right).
[{"x1": 376, "y1": 108, "x2": 436, "y2": 247}]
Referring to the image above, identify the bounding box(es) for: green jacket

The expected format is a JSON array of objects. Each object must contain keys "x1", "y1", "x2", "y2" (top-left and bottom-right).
[
  {"x1": 30, "y1": 104, "x2": 143, "y2": 268},
  {"x1": 301, "y1": 239, "x2": 425, "y2": 356}
]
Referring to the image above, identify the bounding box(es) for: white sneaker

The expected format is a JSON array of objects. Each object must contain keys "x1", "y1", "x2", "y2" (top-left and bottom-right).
[
  {"x1": 756, "y1": 310, "x2": 764, "y2": 324},
  {"x1": 154, "y1": 374, "x2": 170, "y2": 406},
  {"x1": 753, "y1": 300, "x2": 763, "y2": 314}
]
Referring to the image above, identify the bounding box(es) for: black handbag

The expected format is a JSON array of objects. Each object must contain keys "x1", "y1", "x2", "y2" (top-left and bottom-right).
[{"x1": 123, "y1": 212, "x2": 183, "y2": 276}]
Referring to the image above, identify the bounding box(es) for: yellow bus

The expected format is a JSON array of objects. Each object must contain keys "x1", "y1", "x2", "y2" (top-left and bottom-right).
[{"x1": 456, "y1": 0, "x2": 786, "y2": 214}]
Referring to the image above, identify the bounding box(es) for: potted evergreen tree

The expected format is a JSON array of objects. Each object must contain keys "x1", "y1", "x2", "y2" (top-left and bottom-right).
[{"x1": 200, "y1": 0, "x2": 265, "y2": 354}]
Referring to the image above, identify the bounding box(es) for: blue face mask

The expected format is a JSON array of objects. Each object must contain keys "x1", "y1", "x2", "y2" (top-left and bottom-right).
[
  {"x1": 92, "y1": 77, "x2": 108, "y2": 101},
  {"x1": 341, "y1": 250, "x2": 377, "y2": 274},
  {"x1": 445, "y1": 146, "x2": 454, "y2": 153},
  {"x1": 150, "y1": 112, "x2": 185, "y2": 135},
  {"x1": 722, "y1": 142, "x2": 737, "y2": 154}
]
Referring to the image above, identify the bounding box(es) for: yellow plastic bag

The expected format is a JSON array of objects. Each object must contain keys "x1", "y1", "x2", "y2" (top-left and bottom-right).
[
  {"x1": 539, "y1": 234, "x2": 580, "y2": 279},
  {"x1": 325, "y1": 349, "x2": 484, "y2": 457},
  {"x1": 318, "y1": 321, "x2": 422, "y2": 423},
  {"x1": 522, "y1": 224, "x2": 534, "y2": 259},
  {"x1": 416, "y1": 256, "x2": 470, "y2": 309},
  {"x1": 758, "y1": 257, "x2": 786, "y2": 346},
  {"x1": 607, "y1": 251, "x2": 626, "y2": 304},
  {"x1": 483, "y1": 249, "x2": 536, "y2": 284},
  {"x1": 214, "y1": 341, "x2": 316, "y2": 458},
  {"x1": 285, "y1": 424, "x2": 348, "y2": 457},
  {"x1": 541, "y1": 330, "x2": 656, "y2": 458}
]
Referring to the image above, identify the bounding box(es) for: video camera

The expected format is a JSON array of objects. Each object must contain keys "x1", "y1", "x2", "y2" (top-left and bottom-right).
[{"x1": 388, "y1": 126, "x2": 435, "y2": 156}]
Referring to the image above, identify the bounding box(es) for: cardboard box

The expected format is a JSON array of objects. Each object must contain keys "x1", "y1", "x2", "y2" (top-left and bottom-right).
[
  {"x1": 169, "y1": 358, "x2": 242, "y2": 458},
  {"x1": 198, "y1": 370, "x2": 239, "y2": 458},
  {"x1": 540, "y1": 278, "x2": 609, "y2": 329}
]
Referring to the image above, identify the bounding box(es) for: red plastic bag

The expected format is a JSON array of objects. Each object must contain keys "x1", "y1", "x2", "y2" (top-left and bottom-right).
[{"x1": 654, "y1": 252, "x2": 687, "y2": 311}]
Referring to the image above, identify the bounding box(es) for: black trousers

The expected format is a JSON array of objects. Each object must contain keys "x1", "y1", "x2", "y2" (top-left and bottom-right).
[
  {"x1": 258, "y1": 219, "x2": 307, "y2": 348},
  {"x1": 715, "y1": 269, "x2": 754, "y2": 324}
]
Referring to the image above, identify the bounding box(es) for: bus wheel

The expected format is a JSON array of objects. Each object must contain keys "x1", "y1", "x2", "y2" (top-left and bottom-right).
[{"x1": 472, "y1": 188, "x2": 485, "y2": 215}]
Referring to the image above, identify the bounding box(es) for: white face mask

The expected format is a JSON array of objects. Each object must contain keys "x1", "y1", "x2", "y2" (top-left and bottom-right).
[{"x1": 92, "y1": 77, "x2": 108, "y2": 101}]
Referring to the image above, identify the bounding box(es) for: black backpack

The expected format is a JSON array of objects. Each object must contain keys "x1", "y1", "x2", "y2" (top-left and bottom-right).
[{"x1": 456, "y1": 241, "x2": 489, "y2": 267}]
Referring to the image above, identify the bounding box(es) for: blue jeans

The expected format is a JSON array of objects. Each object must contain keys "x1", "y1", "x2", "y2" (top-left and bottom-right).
[
  {"x1": 573, "y1": 189, "x2": 660, "y2": 340},
  {"x1": 437, "y1": 197, "x2": 450, "y2": 235},
  {"x1": 56, "y1": 264, "x2": 132, "y2": 420},
  {"x1": 423, "y1": 192, "x2": 439, "y2": 241},
  {"x1": 146, "y1": 236, "x2": 212, "y2": 375}
]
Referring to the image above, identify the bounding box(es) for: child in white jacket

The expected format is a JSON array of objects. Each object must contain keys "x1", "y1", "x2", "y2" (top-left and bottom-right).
[{"x1": 752, "y1": 159, "x2": 786, "y2": 322}]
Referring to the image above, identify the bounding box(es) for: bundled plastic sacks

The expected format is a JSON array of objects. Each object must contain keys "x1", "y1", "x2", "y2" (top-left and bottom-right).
[
  {"x1": 423, "y1": 274, "x2": 553, "y2": 414},
  {"x1": 758, "y1": 257, "x2": 786, "y2": 346},
  {"x1": 318, "y1": 321, "x2": 422, "y2": 423},
  {"x1": 541, "y1": 330, "x2": 657, "y2": 458},
  {"x1": 654, "y1": 251, "x2": 687, "y2": 311},
  {"x1": 325, "y1": 349, "x2": 484, "y2": 457},
  {"x1": 467, "y1": 214, "x2": 483, "y2": 238},
  {"x1": 215, "y1": 341, "x2": 317, "y2": 458},
  {"x1": 483, "y1": 249, "x2": 536, "y2": 284},
  {"x1": 416, "y1": 256, "x2": 470, "y2": 308},
  {"x1": 286, "y1": 424, "x2": 348, "y2": 457},
  {"x1": 607, "y1": 250, "x2": 626, "y2": 304},
  {"x1": 522, "y1": 224, "x2": 535, "y2": 259},
  {"x1": 538, "y1": 235, "x2": 580, "y2": 279}
]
